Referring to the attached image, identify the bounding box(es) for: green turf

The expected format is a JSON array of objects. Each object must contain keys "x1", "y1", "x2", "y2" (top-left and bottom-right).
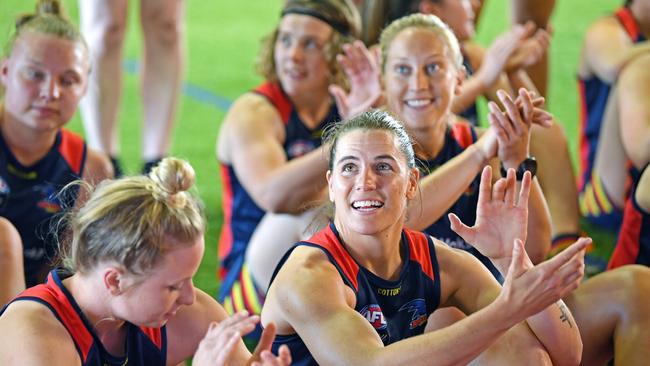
[{"x1": 0, "y1": 0, "x2": 621, "y2": 296}]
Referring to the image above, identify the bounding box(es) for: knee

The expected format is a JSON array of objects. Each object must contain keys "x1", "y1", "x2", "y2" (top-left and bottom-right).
[
  {"x1": 0, "y1": 217, "x2": 22, "y2": 261},
  {"x1": 141, "y1": 9, "x2": 183, "y2": 48},
  {"x1": 87, "y1": 19, "x2": 127, "y2": 55},
  {"x1": 615, "y1": 265, "x2": 650, "y2": 321}
]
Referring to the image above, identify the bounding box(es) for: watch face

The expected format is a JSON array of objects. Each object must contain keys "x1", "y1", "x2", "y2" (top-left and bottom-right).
[{"x1": 523, "y1": 157, "x2": 537, "y2": 175}]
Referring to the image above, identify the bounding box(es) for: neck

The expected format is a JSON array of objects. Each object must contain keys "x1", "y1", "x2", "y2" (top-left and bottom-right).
[
  {"x1": 334, "y1": 219, "x2": 405, "y2": 280},
  {"x1": 409, "y1": 115, "x2": 450, "y2": 161},
  {"x1": 65, "y1": 274, "x2": 128, "y2": 355},
  {"x1": 0, "y1": 110, "x2": 58, "y2": 166},
  {"x1": 289, "y1": 87, "x2": 332, "y2": 129}
]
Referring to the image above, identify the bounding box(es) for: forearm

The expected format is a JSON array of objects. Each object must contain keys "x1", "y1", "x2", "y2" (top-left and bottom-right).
[
  {"x1": 525, "y1": 300, "x2": 583, "y2": 366},
  {"x1": 405, "y1": 145, "x2": 487, "y2": 230},
  {"x1": 506, "y1": 69, "x2": 539, "y2": 96},
  {"x1": 452, "y1": 74, "x2": 489, "y2": 115},
  {"x1": 247, "y1": 147, "x2": 329, "y2": 213}
]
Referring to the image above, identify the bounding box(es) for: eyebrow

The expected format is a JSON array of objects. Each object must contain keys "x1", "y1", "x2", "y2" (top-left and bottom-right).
[{"x1": 335, "y1": 154, "x2": 399, "y2": 165}]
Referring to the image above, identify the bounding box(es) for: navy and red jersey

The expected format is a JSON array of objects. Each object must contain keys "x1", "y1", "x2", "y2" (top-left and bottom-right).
[
  {"x1": 577, "y1": 7, "x2": 645, "y2": 193},
  {"x1": 459, "y1": 53, "x2": 479, "y2": 126},
  {"x1": 417, "y1": 123, "x2": 500, "y2": 279},
  {"x1": 270, "y1": 223, "x2": 441, "y2": 365},
  {"x1": 0, "y1": 129, "x2": 86, "y2": 287},
  {"x1": 0, "y1": 270, "x2": 167, "y2": 365},
  {"x1": 608, "y1": 165, "x2": 650, "y2": 269},
  {"x1": 218, "y1": 82, "x2": 340, "y2": 303}
]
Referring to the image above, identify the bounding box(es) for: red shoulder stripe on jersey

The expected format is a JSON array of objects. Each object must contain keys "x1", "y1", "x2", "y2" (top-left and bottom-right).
[
  {"x1": 253, "y1": 82, "x2": 292, "y2": 124},
  {"x1": 16, "y1": 272, "x2": 94, "y2": 361},
  {"x1": 218, "y1": 164, "x2": 234, "y2": 279},
  {"x1": 139, "y1": 326, "x2": 164, "y2": 349},
  {"x1": 58, "y1": 129, "x2": 86, "y2": 176},
  {"x1": 307, "y1": 226, "x2": 360, "y2": 291},
  {"x1": 616, "y1": 7, "x2": 640, "y2": 41},
  {"x1": 405, "y1": 229, "x2": 435, "y2": 281},
  {"x1": 450, "y1": 123, "x2": 474, "y2": 149}
]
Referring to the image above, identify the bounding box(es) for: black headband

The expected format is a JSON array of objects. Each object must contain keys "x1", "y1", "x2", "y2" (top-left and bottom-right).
[{"x1": 281, "y1": 7, "x2": 351, "y2": 37}]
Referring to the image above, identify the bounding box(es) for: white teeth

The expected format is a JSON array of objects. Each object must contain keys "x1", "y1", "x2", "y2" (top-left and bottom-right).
[
  {"x1": 405, "y1": 99, "x2": 432, "y2": 107},
  {"x1": 352, "y1": 200, "x2": 383, "y2": 209}
]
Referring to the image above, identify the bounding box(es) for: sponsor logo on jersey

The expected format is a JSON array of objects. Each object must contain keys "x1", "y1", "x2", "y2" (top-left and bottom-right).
[
  {"x1": 36, "y1": 185, "x2": 62, "y2": 213},
  {"x1": 377, "y1": 286, "x2": 401, "y2": 296},
  {"x1": 0, "y1": 176, "x2": 9, "y2": 208},
  {"x1": 360, "y1": 304, "x2": 387, "y2": 330},
  {"x1": 399, "y1": 299, "x2": 428, "y2": 330},
  {"x1": 7, "y1": 164, "x2": 37, "y2": 180}
]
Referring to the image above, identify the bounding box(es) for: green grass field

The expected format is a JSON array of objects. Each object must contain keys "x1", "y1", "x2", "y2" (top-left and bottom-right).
[{"x1": 0, "y1": 0, "x2": 621, "y2": 296}]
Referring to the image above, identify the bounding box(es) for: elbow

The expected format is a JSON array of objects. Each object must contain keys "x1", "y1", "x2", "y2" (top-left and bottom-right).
[
  {"x1": 551, "y1": 340, "x2": 583, "y2": 366},
  {"x1": 255, "y1": 190, "x2": 300, "y2": 214}
]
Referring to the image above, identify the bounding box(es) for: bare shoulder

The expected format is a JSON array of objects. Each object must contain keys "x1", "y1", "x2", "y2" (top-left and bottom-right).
[
  {"x1": 263, "y1": 245, "x2": 353, "y2": 332},
  {"x1": 0, "y1": 301, "x2": 79, "y2": 365},
  {"x1": 584, "y1": 15, "x2": 630, "y2": 46},
  {"x1": 83, "y1": 148, "x2": 114, "y2": 184},
  {"x1": 217, "y1": 92, "x2": 284, "y2": 162}
]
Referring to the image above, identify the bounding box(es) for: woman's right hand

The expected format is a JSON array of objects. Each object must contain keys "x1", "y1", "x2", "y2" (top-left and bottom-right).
[
  {"x1": 329, "y1": 40, "x2": 383, "y2": 119},
  {"x1": 496, "y1": 237, "x2": 588, "y2": 325},
  {"x1": 192, "y1": 311, "x2": 291, "y2": 366}
]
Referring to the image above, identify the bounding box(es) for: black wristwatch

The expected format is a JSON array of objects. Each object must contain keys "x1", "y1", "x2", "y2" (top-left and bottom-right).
[{"x1": 501, "y1": 156, "x2": 537, "y2": 180}]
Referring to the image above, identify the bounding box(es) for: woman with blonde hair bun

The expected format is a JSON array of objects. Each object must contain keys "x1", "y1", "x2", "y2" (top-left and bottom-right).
[{"x1": 0, "y1": 157, "x2": 290, "y2": 366}]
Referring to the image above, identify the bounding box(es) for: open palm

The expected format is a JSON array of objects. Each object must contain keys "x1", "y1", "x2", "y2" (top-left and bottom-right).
[{"x1": 449, "y1": 166, "x2": 531, "y2": 261}]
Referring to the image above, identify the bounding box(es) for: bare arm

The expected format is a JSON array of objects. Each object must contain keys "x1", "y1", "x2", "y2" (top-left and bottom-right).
[
  {"x1": 617, "y1": 54, "x2": 650, "y2": 169},
  {"x1": 0, "y1": 301, "x2": 80, "y2": 365},
  {"x1": 217, "y1": 94, "x2": 329, "y2": 214},
  {"x1": 636, "y1": 168, "x2": 650, "y2": 212},
  {"x1": 580, "y1": 17, "x2": 650, "y2": 84}
]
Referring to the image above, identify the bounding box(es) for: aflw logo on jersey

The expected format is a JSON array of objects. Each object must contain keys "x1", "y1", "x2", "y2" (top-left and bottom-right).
[{"x1": 360, "y1": 304, "x2": 387, "y2": 330}]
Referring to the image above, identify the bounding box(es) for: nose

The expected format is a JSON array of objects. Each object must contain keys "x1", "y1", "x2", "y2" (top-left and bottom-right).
[
  {"x1": 40, "y1": 77, "x2": 60, "y2": 100},
  {"x1": 178, "y1": 280, "x2": 196, "y2": 306},
  {"x1": 356, "y1": 166, "x2": 377, "y2": 191},
  {"x1": 409, "y1": 68, "x2": 428, "y2": 91},
  {"x1": 288, "y1": 42, "x2": 304, "y2": 62}
]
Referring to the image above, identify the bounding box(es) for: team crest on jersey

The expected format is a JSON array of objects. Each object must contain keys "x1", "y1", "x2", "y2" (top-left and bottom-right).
[
  {"x1": 287, "y1": 140, "x2": 316, "y2": 159},
  {"x1": 399, "y1": 299, "x2": 428, "y2": 329},
  {"x1": 36, "y1": 185, "x2": 62, "y2": 213}
]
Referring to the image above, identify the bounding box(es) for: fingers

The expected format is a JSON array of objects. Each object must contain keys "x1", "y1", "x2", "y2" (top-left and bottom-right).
[
  {"x1": 476, "y1": 165, "x2": 494, "y2": 208},
  {"x1": 506, "y1": 239, "x2": 527, "y2": 279},
  {"x1": 254, "y1": 321, "x2": 277, "y2": 358},
  {"x1": 516, "y1": 170, "x2": 532, "y2": 209},
  {"x1": 328, "y1": 85, "x2": 349, "y2": 118},
  {"x1": 541, "y1": 237, "x2": 591, "y2": 274},
  {"x1": 503, "y1": 168, "x2": 517, "y2": 206},
  {"x1": 448, "y1": 212, "x2": 473, "y2": 241},
  {"x1": 518, "y1": 88, "x2": 533, "y2": 123},
  {"x1": 488, "y1": 101, "x2": 513, "y2": 144},
  {"x1": 498, "y1": 89, "x2": 528, "y2": 134}
]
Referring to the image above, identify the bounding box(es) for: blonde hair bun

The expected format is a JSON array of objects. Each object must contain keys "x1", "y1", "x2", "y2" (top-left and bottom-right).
[{"x1": 148, "y1": 157, "x2": 196, "y2": 208}]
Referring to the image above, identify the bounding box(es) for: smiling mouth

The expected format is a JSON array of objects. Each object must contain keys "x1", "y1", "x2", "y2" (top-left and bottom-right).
[
  {"x1": 404, "y1": 99, "x2": 433, "y2": 108},
  {"x1": 352, "y1": 200, "x2": 384, "y2": 211}
]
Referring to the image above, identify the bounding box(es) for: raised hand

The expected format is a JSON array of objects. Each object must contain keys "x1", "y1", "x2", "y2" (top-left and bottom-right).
[
  {"x1": 497, "y1": 237, "x2": 588, "y2": 323},
  {"x1": 329, "y1": 40, "x2": 383, "y2": 119},
  {"x1": 476, "y1": 22, "x2": 536, "y2": 87},
  {"x1": 449, "y1": 166, "x2": 530, "y2": 264},
  {"x1": 488, "y1": 88, "x2": 533, "y2": 168},
  {"x1": 192, "y1": 311, "x2": 258, "y2": 366},
  {"x1": 506, "y1": 28, "x2": 551, "y2": 72}
]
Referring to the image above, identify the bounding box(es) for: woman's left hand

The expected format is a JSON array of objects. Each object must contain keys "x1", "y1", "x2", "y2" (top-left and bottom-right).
[
  {"x1": 449, "y1": 166, "x2": 531, "y2": 265},
  {"x1": 329, "y1": 41, "x2": 383, "y2": 119}
]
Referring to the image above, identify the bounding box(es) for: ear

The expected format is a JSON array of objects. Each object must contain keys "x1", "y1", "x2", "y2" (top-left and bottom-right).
[
  {"x1": 326, "y1": 170, "x2": 334, "y2": 202},
  {"x1": 454, "y1": 66, "x2": 467, "y2": 95},
  {"x1": 103, "y1": 266, "x2": 125, "y2": 296},
  {"x1": 0, "y1": 58, "x2": 9, "y2": 86},
  {"x1": 419, "y1": 0, "x2": 439, "y2": 15},
  {"x1": 406, "y1": 167, "x2": 420, "y2": 200}
]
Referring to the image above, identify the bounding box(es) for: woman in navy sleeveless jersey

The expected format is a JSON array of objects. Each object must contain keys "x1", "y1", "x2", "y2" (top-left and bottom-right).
[
  {"x1": 0, "y1": 0, "x2": 113, "y2": 302},
  {"x1": 262, "y1": 110, "x2": 587, "y2": 366},
  {"x1": 215, "y1": 0, "x2": 382, "y2": 326},
  {"x1": 0, "y1": 157, "x2": 291, "y2": 365}
]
